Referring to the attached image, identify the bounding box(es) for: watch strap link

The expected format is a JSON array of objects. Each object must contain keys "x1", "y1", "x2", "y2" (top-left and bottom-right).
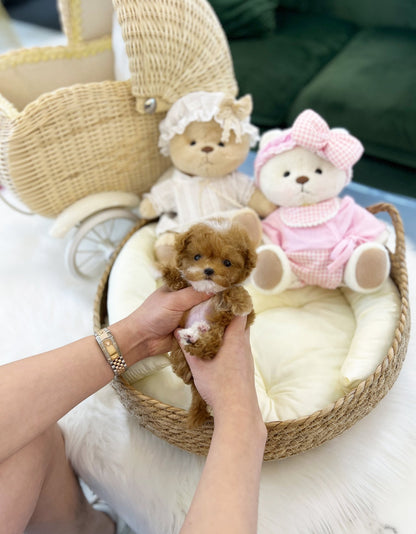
[{"x1": 94, "y1": 327, "x2": 127, "y2": 377}]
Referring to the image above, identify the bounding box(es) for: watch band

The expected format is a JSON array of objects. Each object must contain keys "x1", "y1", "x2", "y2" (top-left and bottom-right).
[{"x1": 94, "y1": 327, "x2": 127, "y2": 377}]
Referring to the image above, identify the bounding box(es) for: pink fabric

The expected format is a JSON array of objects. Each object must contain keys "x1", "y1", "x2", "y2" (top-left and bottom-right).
[
  {"x1": 279, "y1": 197, "x2": 341, "y2": 228},
  {"x1": 255, "y1": 109, "x2": 364, "y2": 185},
  {"x1": 261, "y1": 196, "x2": 387, "y2": 289}
]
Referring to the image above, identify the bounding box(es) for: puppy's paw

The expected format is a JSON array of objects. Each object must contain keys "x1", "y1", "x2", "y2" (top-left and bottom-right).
[
  {"x1": 178, "y1": 321, "x2": 210, "y2": 346},
  {"x1": 162, "y1": 266, "x2": 188, "y2": 291},
  {"x1": 185, "y1": 335, "x2": 220, "y2": 360},
  {"x1": 222, "y1": 286, "x2": 253, "y2": 316}
]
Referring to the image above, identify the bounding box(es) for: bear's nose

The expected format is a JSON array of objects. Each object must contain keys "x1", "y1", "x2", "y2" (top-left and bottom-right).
[
  {"x1": 204, "y1": 267, "x2": 215, "y2": 276},
  {"x1": 201, "y1": 146, "x2": 214, "y2": 153},
  {"x1": 296, "y1": 175, "x2": 309, "y2": 184}
]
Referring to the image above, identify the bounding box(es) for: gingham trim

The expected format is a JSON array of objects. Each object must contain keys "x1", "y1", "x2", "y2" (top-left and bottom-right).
[{"x1": 279, "y1": 198, "x2": 341, "y2": 228}]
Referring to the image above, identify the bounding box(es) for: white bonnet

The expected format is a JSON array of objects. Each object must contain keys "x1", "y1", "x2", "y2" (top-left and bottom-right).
[{"x1": 158, "y1": 91, "x2": 259, "y2": 156}]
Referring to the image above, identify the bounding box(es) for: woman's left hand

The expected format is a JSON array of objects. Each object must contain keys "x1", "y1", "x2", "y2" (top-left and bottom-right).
[{"x1": 111, "y1": 286, "x2": 210, "y2": 365}]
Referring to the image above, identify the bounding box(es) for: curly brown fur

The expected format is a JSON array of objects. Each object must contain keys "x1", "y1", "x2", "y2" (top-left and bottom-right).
[{"x1": 163, "y1": 218, "x2": 257, "y2": 428}]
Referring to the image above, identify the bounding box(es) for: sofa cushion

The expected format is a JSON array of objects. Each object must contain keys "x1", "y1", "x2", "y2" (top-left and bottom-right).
[
  {"x1": 279, "y1": 0, "x2": 416, "y2": 30},
  {"x1": 289, "y1": 28, "x2": 416, "y2": 169},
  {"x1": 229, "y1": 10, "x2": 357, "y2": 127},
  {"x1": 208, "y1": 0, "x2": 279, "y2": 39}
]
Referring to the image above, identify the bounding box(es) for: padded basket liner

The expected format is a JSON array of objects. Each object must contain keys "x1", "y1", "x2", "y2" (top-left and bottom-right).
[{"x1": 94, "y1": 203, "x2": 409, "y2": 460}]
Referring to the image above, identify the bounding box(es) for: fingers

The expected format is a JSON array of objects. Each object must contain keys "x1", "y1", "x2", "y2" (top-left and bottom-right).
[{"x1": 167, "y1": 286, "x2": 211, "y2": 311}]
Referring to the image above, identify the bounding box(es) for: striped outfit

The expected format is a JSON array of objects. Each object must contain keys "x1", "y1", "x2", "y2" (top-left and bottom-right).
[{"x1": 145, "y1": 169, "x2": 255, "y2": 235}]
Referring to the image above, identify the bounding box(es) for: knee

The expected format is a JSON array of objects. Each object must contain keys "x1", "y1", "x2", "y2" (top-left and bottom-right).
[{"x1": 0, "y1": 424, "x2": 64, "y2": 534}]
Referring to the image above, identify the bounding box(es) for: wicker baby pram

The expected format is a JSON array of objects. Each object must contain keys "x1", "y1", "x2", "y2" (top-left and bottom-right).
[
  {"x1": 94, "y1": 203, "x2": 410, "y2": 461},
  {"x1": 0, "y1": 0, "x2": 237, "y2": 218}
]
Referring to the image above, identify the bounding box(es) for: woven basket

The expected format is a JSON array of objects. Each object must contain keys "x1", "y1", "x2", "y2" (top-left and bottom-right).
[
  {"x1": 0, "y1": 0, "x2": 237, "y2": 217},
  {"x1": 94, "y1": 203, "x2": 410, "y2": 461}
]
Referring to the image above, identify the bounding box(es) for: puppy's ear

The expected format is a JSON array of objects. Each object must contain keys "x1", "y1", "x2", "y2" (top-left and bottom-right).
[
  {"x1": 175, "y1": 229, "x2": 193, "y2": 264},
  {"x1": 229, "y1": 223, "x2": 257, "y2": 279},
  {"x1": 241, "y1": 234, "x2": 257, "y2": 277}
]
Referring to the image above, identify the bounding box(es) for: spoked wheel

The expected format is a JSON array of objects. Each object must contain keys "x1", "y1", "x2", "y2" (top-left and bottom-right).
[{"x1": 66, "y1": 208, "x2": 139, "y2": 279}]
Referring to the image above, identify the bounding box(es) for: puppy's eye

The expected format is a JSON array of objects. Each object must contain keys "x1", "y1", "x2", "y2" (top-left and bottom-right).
[
  {"x1": 315, "y1": 168, "x2": 323, "y2": 174},
  {"x1": 194, "y1": 254, "x2": 201, "y2": 261},
  {"x1": 190, "y1": 140, "x2": 196, "y2": 146},
  {"x1": 218, "y1": 142, "x2": 225, "y2": 147},
  {"x1": 283, "y1": 171, "x2": 290, "y2": 177},
  {"x1": 223, "y1": 259, "x2": 232, "y2": 267}
]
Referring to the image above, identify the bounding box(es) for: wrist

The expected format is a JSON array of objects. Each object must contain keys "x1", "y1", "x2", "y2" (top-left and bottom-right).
[
  {"x1": 109, "y1": 316, "x2": 151, "y2": 368},
  {"x1": 213, "y1": 404, "x2": 267, "y2": 445}
]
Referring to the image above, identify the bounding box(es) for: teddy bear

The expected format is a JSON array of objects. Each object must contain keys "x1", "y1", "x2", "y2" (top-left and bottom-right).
[
  {"x1": 162, "y1": 215, "x2": 257, "y2": 427},
  {"x1": 139, "y1": 91, "x2": 275, "y2": 264},
  {"x1": 250, "y1": 109, "x2": 390, "y2": 294}
]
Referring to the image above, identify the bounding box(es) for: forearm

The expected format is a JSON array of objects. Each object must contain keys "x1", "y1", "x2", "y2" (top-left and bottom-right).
[
  {"x1": 0, "y1": 320, "x2": 148, "y2": 463},
  {"x1": 180, "y1": 412, "x2": 267, "y2": 534}
]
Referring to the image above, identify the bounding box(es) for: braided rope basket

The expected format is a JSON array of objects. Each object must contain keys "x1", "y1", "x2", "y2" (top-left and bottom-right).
[
  {"x1": 94, "y1": 203, "x2": 410, "y2": 461},
  {"x1": 0, "y1": 0, "x2": 237, "y2": 217}
]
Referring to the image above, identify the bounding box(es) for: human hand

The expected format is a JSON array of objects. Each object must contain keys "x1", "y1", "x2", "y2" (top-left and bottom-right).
[
  {"x1": 175, "y1": 316, "x2": 264, "y2": 428},
  {"x1": 111, "y1": 286, "x2": 210, "y2": 365}
]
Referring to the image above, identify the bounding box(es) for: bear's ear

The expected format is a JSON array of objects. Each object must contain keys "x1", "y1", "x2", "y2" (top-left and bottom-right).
[{"x1": 231, "y1": 209, "x2": 262, "y2": 248}]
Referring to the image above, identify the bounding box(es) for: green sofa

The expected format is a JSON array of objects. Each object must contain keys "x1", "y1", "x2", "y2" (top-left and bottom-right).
[
  {"x1": 6, "y1": 0, "x2": 416, "y2": 196},
  {"x1": 209, "y1": 0, "x2": 416, "y2": 198}
]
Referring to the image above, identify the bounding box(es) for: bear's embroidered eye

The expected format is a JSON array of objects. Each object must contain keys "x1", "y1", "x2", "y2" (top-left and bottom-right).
[
  {"x1": 315, "y1": 168, "x2": 323, "y2": 174},
  {"x1": 283, "y1": 171, "x2": 290, "y2": 177},
  {"x1": 194, "y1": 254, "x2": 201, "y2": 261},
  {"x1": 218, "y1": 142, "x2": 225, "y2": 147},
  {"x1": 223, "y1": 259, "x2": 232, "y2": 267},
  {"x1": 190, "y1": 140, "x2": 197, "y2": 146}
]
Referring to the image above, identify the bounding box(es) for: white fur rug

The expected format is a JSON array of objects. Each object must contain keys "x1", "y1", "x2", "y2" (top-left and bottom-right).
[{"x1": 1, "y1": 197, "x2": 416, "y2": 534}]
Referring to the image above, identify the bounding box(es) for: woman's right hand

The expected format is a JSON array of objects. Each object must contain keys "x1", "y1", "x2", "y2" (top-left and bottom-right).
[{"x1": 175, "y1": 316, "x2": 265, "y2": 430}]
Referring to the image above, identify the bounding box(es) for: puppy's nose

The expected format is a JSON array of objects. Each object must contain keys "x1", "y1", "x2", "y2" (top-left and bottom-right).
[
  {"x1": 201, "y1": 146, "x2": 214, "y2": 153},
  {"x1": 296, "y1": 175, "x2": 309, "y2": 184},
  {"x1": 204, "y1": 267, "x2": 215, "y2": 276}
]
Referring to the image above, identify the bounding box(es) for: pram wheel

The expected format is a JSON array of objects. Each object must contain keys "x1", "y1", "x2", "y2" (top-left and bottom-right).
[{"x1": 66, "y1": 207, "x2": 139, "y2": 279}]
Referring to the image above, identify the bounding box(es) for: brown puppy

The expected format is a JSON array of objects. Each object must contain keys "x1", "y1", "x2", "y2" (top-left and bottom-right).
[{"x1": 163, "y1": 218, "x2": 257, "y2": 427}]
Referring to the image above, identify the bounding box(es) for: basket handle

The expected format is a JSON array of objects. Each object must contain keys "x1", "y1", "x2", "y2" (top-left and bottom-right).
[
  {"x1": 113, "y1": 0, "x2": 238, "y2": 114},
  {"x1": 366, "y1": 202, "x2": 406, "y2": 266}
]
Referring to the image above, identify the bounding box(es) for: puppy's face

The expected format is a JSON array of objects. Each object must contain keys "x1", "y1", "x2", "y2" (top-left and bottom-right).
[{"x1": 175, "y1": 220, "x2": 257, "y2": 293}]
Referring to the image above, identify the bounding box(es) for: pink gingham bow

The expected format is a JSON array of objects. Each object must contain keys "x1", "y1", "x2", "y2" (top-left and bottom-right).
[{"x1": 291, "y1": 109, "x2": 364, "y2": 171}]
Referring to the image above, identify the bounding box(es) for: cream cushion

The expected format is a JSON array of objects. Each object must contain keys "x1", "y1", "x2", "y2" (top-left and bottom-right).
[{"x1": 107, "y1": 223, "x2": 400, "y2": 422}]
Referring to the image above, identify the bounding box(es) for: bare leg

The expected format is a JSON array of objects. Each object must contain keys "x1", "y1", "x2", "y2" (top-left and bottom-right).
[{"x1": 0, "y1": 424, "x2": 115, "y2": 534}]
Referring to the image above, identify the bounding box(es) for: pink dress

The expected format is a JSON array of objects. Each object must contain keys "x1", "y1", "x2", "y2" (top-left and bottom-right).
[{"x1": 261, "y1": 196, "x2": 387, "y2": 289}]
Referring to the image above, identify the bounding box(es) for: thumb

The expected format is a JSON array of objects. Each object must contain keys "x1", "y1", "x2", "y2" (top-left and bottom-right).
[
  {"x1": 223, "y1": 314, "x2": 248, "y2": 338},
  {"x1": 173, "y1": 287, "x2": 211, "y2": 311}
]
